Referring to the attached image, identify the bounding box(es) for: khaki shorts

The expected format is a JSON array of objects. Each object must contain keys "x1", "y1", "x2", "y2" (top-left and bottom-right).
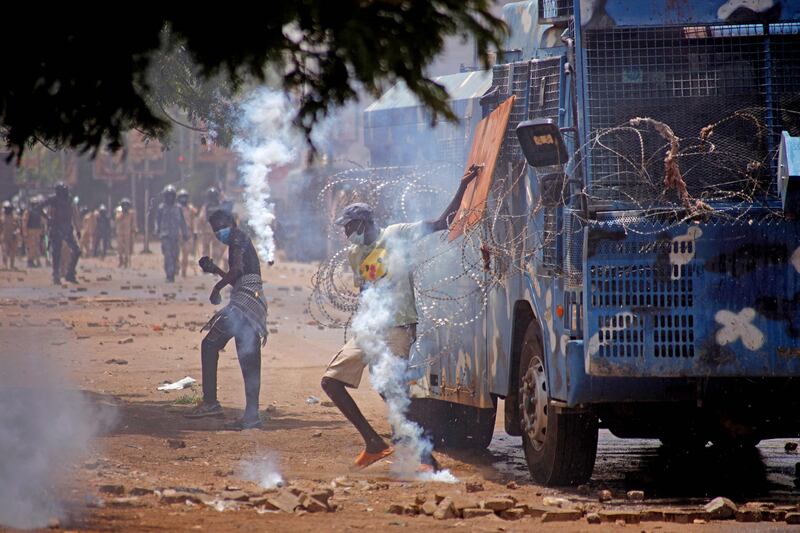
[{"x1": 324, "y1": 325, "x2": 416, "y2": 388}]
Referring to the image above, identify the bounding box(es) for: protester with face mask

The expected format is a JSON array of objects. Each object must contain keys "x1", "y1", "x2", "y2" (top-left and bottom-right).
[
  {"x1": 320, "y1": 164, "x2": 481, "y2": 470},
  {"x1": 186, "y1": 209, "x2": 268, "y2": 430},
  {"x1": 155, "y1": 184, "x2": 188, "y2": 282}
]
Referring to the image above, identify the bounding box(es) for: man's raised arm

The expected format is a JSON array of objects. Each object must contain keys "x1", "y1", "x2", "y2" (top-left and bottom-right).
[{"x1": 424, "y1": 164, "x2": 482, "y2": 233}]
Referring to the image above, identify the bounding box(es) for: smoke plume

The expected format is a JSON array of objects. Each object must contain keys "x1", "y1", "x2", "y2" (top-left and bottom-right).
[
  {"x1": 234, "y1": 88, "x2": 299, "y2": 263},
  {"x1": 350, "y1": 231, "x2": 457, "y2": 482},
  {"x1": 0, "y1": 353, "x2": 115, "y2": 529},
  {"x1": 240, "y1": 454, "x2": 284, "y2": 489}
]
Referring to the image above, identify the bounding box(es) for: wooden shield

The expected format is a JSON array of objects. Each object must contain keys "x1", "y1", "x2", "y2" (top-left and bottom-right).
[{"x1": 448, "y1": 95, "x2": 515, "y2": 241}]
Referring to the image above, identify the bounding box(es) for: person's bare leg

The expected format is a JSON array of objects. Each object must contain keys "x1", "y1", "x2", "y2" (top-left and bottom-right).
[{"x1": 321, "y1": 376, "x2": 388, "y2": 453}]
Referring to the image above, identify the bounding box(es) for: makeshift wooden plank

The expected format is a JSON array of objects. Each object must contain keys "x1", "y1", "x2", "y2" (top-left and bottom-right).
[{"x1": 448, "y1": 95, "x2": 515, "y2": 241}]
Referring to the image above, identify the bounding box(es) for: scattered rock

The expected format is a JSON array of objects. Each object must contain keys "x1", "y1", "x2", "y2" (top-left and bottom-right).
[
  {"x1": 704, "y1": 496, "x2": 737, "y2": 519},
  {"x1": 434, "y1": 497, "x2": 456, "y2": 520},
  {"x1": 108, "y1": 497, "x2": 142, "y2": 508},
  {"x1": 626, "y1": 490, "x2": 645, "y2": 501},
  {"x1": 736, "y1": 509, "x2": 762, "y2": 522},
  {"x1": 599, "y1": 511, "x2": 641, "y2": 524},
  {"x1": 693, "y1": 519, "x2": 708, "y2": 524},
  {"x1": 505, "y1": 481, "x2": 518, "y2": 490},
  {"x1": 482, "y1": 497, "x2": 515, "y2": 512},
  {"x1": 786, "y1": 512, "x2": 800, "y2": 524},
  {"x1": 159, "y1": 489, "x2": 203, "y2": 505},
  {"x1": 310, "y1": 489, "x2": 333, "y2": 506},
  {"x1": 105, "y1": 358, "x2": 128, "y2": 365},
  {"x1": 118, "y1": 337, "x2": 134, "y2": 344},
  {"x1": 641, "y1": 509, "x2": 665, "y2": 521},
  {"x1": 522, "y1": 505, "x2": 555, "y2": 518},
  {"x1": 300, "y1": 494, "x2": 329, "y2": 513},
  {"x1": 130, "y1": 487, "x2": 154, "y2": 496},
  {"x1": 542, "y1": 496, "x2": 571, "y2": 508},
  {"x1": 306, "y1": 396, "x2": 320, "y2": 405},
  {"x1": 99, "y1": 484, "x2": 125, "y2": 496},
  {"x1": 166, "y1": 439, "x2": 186, "y2": 449},
  {"x1": 465, "y1": 481, "x2": 484, "y2": 493},
  {"x1": 499, "y1": 508, "x2": 525, "y2": 521},
  {"x1": 388, "y1": 504, "x2": 405, "y2": 515},
  {"x1": 421, "y1": 501, "x2": 438, "y2": 516},
  {"x1": 221, "y1": 490, "x2": 250, "y2": 502},
  {"x1": 541, "y1": 510, "x2": 583, "y2": 522},
  {"x1": 266, "y1": 490, "x2": 302, "y2": 513},
  {"x1": 462, "y1": 508, "x2": 494, "y2": 519},
  {"x1": 660, "y1": 510, "x2": 698, "y2": 524},
  {"x1": 597, "y1": 489, "x2": 613, "y2": 502},
  {"x1": 586, "y1": 512, "x2": 601, "y2": 524},
  {"x1": 311, "y1": 431, "x2": 322, "y2": 438},
  {"x1": 47, "y1": 517, "x2": 60, "y2": 529}
]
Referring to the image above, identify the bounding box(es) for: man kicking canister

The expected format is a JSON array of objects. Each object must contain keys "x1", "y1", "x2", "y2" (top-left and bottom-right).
[
  {"x1": 320, "y1": 164, "x2": 481, "y2": 469},
  {"x1": 186, "y1": 209, "x2": 268, "y2": 430}
]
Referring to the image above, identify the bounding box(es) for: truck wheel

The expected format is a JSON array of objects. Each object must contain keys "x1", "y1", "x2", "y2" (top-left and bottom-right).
[
  {"x1": 519, "y1": 323, "x2": 598, "y2": 485},
  {"x1": 407, "y1": 397, "x2": 497, "y2": 450}
]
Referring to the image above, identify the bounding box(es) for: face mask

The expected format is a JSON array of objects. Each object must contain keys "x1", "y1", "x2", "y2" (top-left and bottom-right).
[
  {"x1": 215, "y1": 227, "x2": 231, "y2": 244},
  {"x1": 348, "y1": 230, "x2": 365, "y2": 245}
]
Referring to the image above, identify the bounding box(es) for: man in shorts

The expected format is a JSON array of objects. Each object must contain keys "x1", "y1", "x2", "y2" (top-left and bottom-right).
[{"x1": 320, "y1": 164, "x2": 481, "y2": 469}]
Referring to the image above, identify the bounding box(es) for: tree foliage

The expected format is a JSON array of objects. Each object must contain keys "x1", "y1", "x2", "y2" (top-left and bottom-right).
[{"x1": 1, "y1": 3, "x2": 505, "y2": 160}]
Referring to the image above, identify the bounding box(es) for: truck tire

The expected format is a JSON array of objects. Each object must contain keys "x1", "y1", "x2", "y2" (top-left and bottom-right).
[
  {"x1": 407, "y1": 397, "x2": 497, "y2": 450},
  {"x1": 519, "y1": 323, "x2": 598, "y2": 485}
]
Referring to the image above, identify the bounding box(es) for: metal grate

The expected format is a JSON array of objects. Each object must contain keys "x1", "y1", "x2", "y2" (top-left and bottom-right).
[
  {"x1": 653, "y1": 314, "x2": 695, "y2": 358},
  {"x1": 541, "y1": 208, "x2": 558, "y2": 269},
  {"x1": 589, "y1": 264, "x2": 696, "y2": 309},
  {"x1": 491, "y1": 57, "x2": 563, "y2": 166},
  {"x1": 588, "y1": 262, "x2": 697, "y2": 359},
  {"x1": 595, "y1": 313, "x2": 644, "y2": 358},
  {"x1": 563, "y1": 209, "x2": 583, "y2": 288},
  {"x1": 583, "y1": 23, "x2": 800, "y2": 207},
  {"x1": 540, "y1": 0, "x2": 572, "y2": 21}
]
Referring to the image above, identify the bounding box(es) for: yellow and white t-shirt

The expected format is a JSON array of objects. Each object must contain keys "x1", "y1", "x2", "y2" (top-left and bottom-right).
[{"x1": 348, "y1": 222, "x2": 426, "y2": 326}]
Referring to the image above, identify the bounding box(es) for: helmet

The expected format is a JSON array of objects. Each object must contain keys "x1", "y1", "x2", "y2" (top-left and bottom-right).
[
  {"x1": 2, "y1": 201, "x2": 12, "y2": 213},
  {"x1": 162, "y1": 184, "x2": 177, "y2": 204},
  {"x1": 98, "y1": 204, "x2": 107, "y2": 212},
  {"x1": 206, "y1": 187, "x2": 220, "y2": 204},
  {"x1": 177, "y1": 189, "x2": 189, "y2": 205},
  {"x1": 120, "y1": 197, "x2": 132, "y2": 207},
  {"x1": 54, "y1": 182, "x2": 69, "y2": 198}
]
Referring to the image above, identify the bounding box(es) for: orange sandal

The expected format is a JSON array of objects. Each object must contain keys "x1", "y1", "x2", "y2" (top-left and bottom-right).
[{"x1": 353, "y1": 446, "x2": 394, "y2": 470}]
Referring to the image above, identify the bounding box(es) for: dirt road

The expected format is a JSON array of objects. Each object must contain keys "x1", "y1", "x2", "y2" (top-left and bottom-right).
[{"x1": 1, "y1": 249, "x2": 798, "y2": 532}]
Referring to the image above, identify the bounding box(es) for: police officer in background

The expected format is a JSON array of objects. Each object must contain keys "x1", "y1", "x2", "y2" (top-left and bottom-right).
[
  {"x1": 156, "y1": 184, "x2": 188, "y2": 282},
  {"x1": 42, "y1": 182, "x2": 81, "y2": 284},
  {"x1": 198, "y1": 187, "x2": 225, "y2": 265},
  {"x1": 22, "y1": 196, "x2": 46, "y2": 267},
  {"x1": 94, "y1": 204, "x2": 112, "y2": 259},
  {"x1": 177, "y1": 188, "x2": 198, "y2": 278},
  {"x1": 115, "y1": 198, "x2": 137, "y2": 268}
]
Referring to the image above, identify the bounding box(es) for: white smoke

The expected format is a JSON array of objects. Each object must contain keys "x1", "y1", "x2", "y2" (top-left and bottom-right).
[
  {"x1": 240, "y1": 454, "x2": 284, "y2": 489},
  {"x1": 350, "y1": 232, "x2": 457, "y2": 482},
  {"x1": 0, "y1": 353, "x2": 115, "y2": 528},
  {"x1": 233, "y1": 88, "x2": 300, "y2": 263}
]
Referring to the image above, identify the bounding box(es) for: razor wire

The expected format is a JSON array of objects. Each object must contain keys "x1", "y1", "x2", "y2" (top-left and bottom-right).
[{"x1": 306, "y1": 105, "x2": 799, "y2": 368}]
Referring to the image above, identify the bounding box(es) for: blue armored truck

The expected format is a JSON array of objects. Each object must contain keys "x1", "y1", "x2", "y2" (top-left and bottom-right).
[{"x1": 365, "y1": 0, "x2": 800, "y2": 485}]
